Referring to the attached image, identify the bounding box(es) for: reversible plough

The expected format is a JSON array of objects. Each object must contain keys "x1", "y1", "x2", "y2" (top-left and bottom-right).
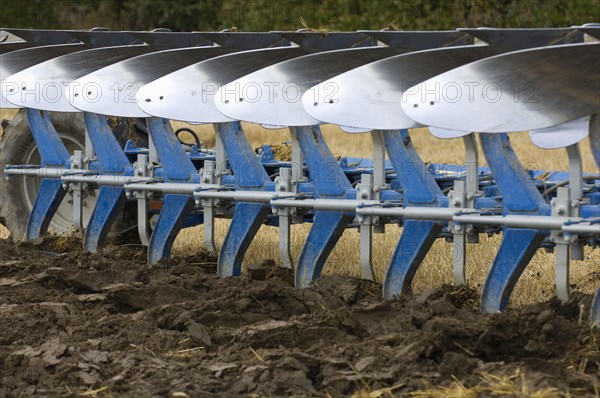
[{"x1": 0, "y1": 26, "x2": 599, "y2": 324}]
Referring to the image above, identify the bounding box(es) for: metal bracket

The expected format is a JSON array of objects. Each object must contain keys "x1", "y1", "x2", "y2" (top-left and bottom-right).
[
  {"x1": 134, "y1": 154, "x2": 151, "y2": 246},
  {"x1": 69, "y1": 150, "x2": 85, "y2": 234},
  {"x1": 449, "y1": 181, "x2": 468, "y2": 285},
  {"x1": 275, "y1": 167, "x2": 296, "y2": 268},
  {"x1": 550, "y1": 187, "x2": 577, "y2": 301},
  {"x1": 199, "y1": 160, "x2": 218, "y2": 254},
  {"x1": 371, "y1": 130, "x2": 387, "y2": 233},
  {"x1": 213, "y1": 123, "x2": 231, "y2": 182},
  {"x1": 566, "y1": 143, "x2": 585, "y2": 261},
  {"x1": 449, "y1": 133, "x2": 481, "y2": 285},
  {"x1": 356, "y1": 173, "x2": 376, "y2": 280}
]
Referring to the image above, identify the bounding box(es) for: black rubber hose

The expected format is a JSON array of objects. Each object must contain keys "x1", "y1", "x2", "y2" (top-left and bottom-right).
[{"x1": 174, "y1": 127, "x2": 201, "y2": 148}]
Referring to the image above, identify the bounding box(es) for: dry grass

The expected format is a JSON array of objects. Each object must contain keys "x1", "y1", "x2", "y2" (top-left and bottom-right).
[{"x1": 408, "y1": 368, "x2": 565, "y2": 398}]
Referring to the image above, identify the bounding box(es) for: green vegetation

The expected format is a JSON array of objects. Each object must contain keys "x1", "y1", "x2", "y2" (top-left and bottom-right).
[{"x1": 1, "y1": 0, "x2": 598, "y2": 31}]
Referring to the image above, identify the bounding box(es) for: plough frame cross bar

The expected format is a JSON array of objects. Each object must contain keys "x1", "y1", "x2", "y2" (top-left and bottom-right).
[{"x1": 1, "y1": 26, "x2": 599, "y2": 326}]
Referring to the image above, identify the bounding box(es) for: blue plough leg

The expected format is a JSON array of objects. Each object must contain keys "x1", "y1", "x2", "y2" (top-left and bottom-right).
[
  {"x1": 82, "y1": 113, "x2": 133, "y2": 252},
  {"x1": 146, "y1": 118, "x2": 199, "y2": 265},
  {"x1": 294, "y1": 125, "x2": 354, "y2": 288},
  {"x1": 25, "y1": 109, "x2": 70, "y2": 240},
  {"x1": 382, "y1": 129, "x2": 444, "y2": 298},
  {"x1": 479, "y1": 133, "x2": 546, "y2": 313},
  {"x1": 215, "y1": 121, "x2": 271, "y2": 277}
]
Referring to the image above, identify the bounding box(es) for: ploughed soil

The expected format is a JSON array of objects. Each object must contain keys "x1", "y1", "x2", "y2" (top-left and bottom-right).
[{"x1": 0, "y1": 237, "x2": 599, "y2": 397}]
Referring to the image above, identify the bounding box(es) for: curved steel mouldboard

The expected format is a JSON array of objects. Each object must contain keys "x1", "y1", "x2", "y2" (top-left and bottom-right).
[
  {"x1": 215, "y1": 46, "x2": 403, "y2": 126},
  {"x1": 302, "y1": 45, "x2": 498, "y2": 130},
  {"x1": 360, "y1": 30, "x2": 473, "y2": 50},
  {"x1": 273, "y1": 31, "x2": 374, "y2": 49},
  {"x1": 1, "y1": 42, "x2": 38, "y2": 54},
  {"x1": 137, "y1": 47, "x2": 313, "y2": 123},
  {"x1": 72, "y1": 46, "x2": 235, "y2": 117},
  {"x1": 199, "y1": 32, "x2": 288, "y2": 49},
  {"x1": 0, "y1": 43, "x2": 92, "y2": 108},
  {"x1": 1, "y1": 28, "x2": 142, "y2": 46},
  {"x1": 458, "y1": 27, "x2": 583, "y2": 51},
  {"x1": 0, "y1": 28, "x2": 78, "y2": 45},
  {"x1": 528, "y1": 116, "x2": 591, "y2": 149},
  {"x1": 402, "y1": 42, "x2": 600, "y2": 133},
  {"x1": 4, "y1": 45, "x2": 170, "y2": 112}
]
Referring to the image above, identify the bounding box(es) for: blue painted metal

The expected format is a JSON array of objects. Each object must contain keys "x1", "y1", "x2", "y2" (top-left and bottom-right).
[
  {"x1": 297, "y1": 125, "x2": 352, "y2": 196},
  {"x1": 383, "y1": 220, "x2": 442, "y2": 297},
  {"x1": 148, "y1": 194, "x2": 195, "y2": 265},
  {"x1": 146, "y1": 118, "x2": 198, "y2": 180},
  {"x1": 482, "y1": 134, "x2": 544, "y2": 213},
  {"x1": 24, "y1": 109, "x2": 70, "y2": 240},
  {"x1": 82, "y1": 113, "x2": 133, "y2": 252},
  {"x1": 591, "y1": 117, "x2": 600, "y2": 169},
  {"x1": 481, "y1": 228, "x2": 545, "y2": 312},
  {"x1": 216, "y1": 121, "x2": 270, "y2": 187},
  {"x1": 295, "y1": 211, "x2": 354, "y2": 287},
  {"x1": 218, "y1": 202, "x2": 271, "y2": 277},
  {"x1": 83, "y1": 186, "x2": 126, "y2": 252},
  {"x1": 26, "y1": 109, "x2": 70, "y2": 167},
  {"x1": 26, "y1": 179, "x2": 67, "y2": 240},
  {"x1": 479, "y1": 133, "x2": 547, "y2": 312},
  {"x1": 294, "y1": 125, "x2": 354, "y2": 287},
  {"x1": 82, "y1": 113, "x2": 130, "y2": 172},
  {"x1": 591, "y1": 286, "x2": 600, "y2": 328},
  {"x1": 146, "y1": 117, "x2": 198, "y2": 265},
  {"x1": 382, "y1": 130, "x2": 444, "y2": 298},
  {"x1": 215, "y1": 121, "x2": 271, "y2": 276},
  {"x1": 383, "y1": 130, "x2": 443, "y2": 205}
]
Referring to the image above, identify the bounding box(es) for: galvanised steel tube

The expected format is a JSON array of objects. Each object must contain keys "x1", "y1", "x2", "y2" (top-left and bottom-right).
[
  {"x1": 4, "y1": 167, "x2": 598, "y2": 234},
  {"x1": 4, "y1": 167, "x2": 63, "y2": 178}
]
